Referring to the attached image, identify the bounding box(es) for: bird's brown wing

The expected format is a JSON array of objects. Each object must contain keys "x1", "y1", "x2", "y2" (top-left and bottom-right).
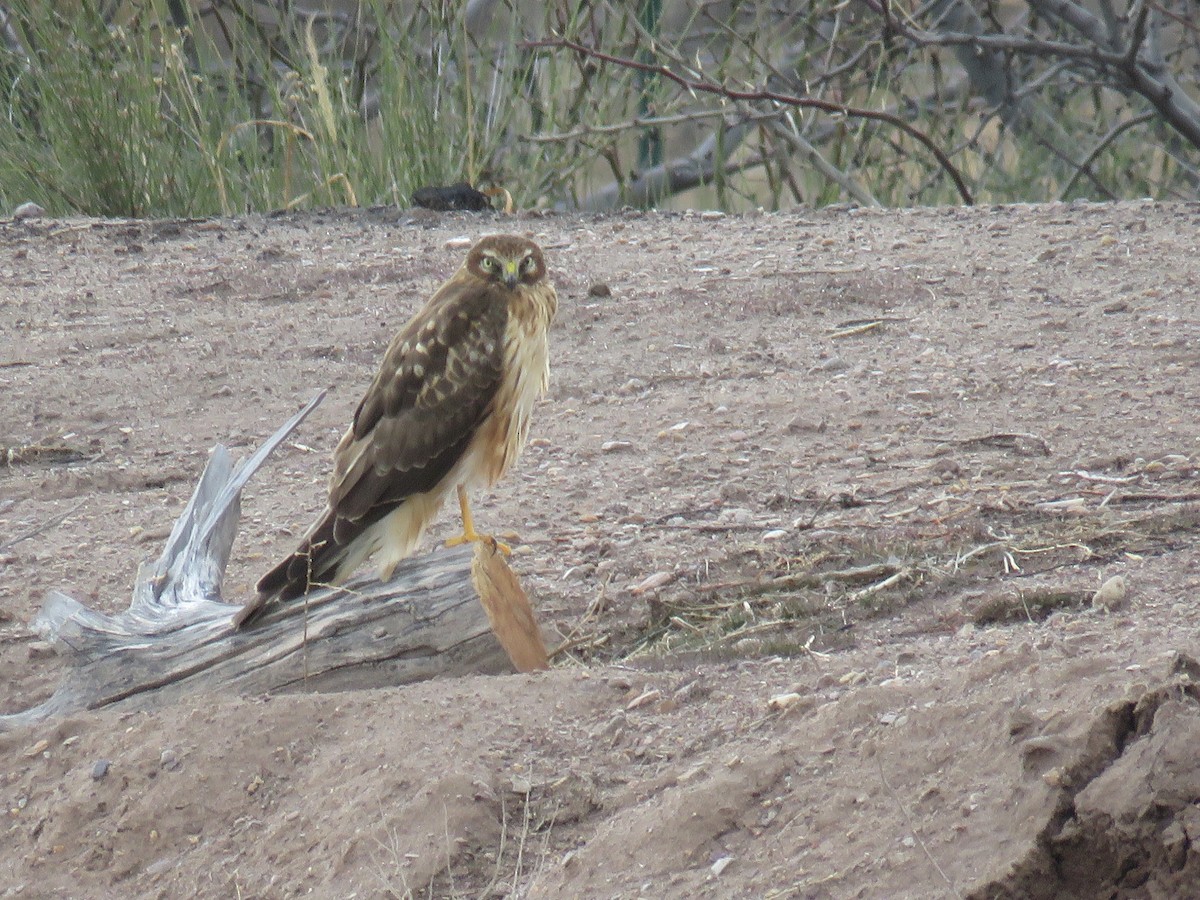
[
  {"x1": 248, "y1": 276, "x2": 509, "y2": 610},
  {"x1": 329, "y1": 282, "x2": 509, "y2": 535}
]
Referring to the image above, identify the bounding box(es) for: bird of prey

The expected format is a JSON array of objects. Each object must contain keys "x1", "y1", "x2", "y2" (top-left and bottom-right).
[{"x1": 233, "y1": 234, "x2": 557, "y2": 628}]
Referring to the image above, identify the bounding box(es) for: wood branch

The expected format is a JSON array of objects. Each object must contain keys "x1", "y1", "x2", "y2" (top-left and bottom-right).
[
  {"x1": 0, "y1": 394, "x2": 548, "y2": 732},
  {"x1": 523, "y1": 37, "x2": 975, "y2": 205}
]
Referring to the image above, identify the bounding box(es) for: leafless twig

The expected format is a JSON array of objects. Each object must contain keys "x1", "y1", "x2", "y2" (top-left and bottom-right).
[{"x1": 522, "y1": 37, "x2": 975, "y2": 205}]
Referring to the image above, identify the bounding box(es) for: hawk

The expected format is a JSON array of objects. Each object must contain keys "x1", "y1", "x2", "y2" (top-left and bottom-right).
[{"x1": 233, "y1": 234, "x2": 557, "y2": 628}]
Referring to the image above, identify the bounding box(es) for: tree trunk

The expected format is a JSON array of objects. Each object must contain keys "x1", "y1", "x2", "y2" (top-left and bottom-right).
[{"x1": 0, "y1": 394, "x2": 548, "y2": 732}]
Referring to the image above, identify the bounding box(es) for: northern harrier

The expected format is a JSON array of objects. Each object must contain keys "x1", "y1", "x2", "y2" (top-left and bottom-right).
[{"x1": 234, "y1": 234, "x2": 557, "y2": 627}]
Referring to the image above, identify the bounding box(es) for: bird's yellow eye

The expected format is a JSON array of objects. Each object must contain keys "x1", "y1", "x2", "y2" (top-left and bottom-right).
[
  {"x1": 480, "y1": 256, "x2": 497, "y2": 272},
  {"x1": 520, "y1": 255, "x2": 536, "y2": 275}
]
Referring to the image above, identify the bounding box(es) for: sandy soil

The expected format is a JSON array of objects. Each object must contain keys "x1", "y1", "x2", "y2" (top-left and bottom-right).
[{"x1": 2, "y1": 200, "x2": 1200, "y2": 898}]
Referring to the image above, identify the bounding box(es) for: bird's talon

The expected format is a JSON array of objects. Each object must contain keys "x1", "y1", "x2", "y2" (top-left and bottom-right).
[{"x1": 445, "y1": 532, "x2": 512, "y2": 556}]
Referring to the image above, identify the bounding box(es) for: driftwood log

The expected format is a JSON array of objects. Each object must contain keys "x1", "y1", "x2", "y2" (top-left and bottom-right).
[{"x1": 0, "y1": 394, "x2": 548, "y2": 731}]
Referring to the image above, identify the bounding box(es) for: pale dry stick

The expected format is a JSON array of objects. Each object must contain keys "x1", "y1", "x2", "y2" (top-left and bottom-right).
[
  {"x1": 955, "y1": 432, "x2": 1052, "y2": 456},
  {"x1": 510, "y1": 769, "x2": 537, "y2": 896},
  {"x1": 829, "y1": 320, "x2": 884, "y2": 339},
  {"x1": 1105, "y1": 491, "x2": 1200, "y2": 504},
  {"x1": 760, "y1": 266, "x2": 868, "y2": 276},
  {"x1": 694, "y1": 561, "x2": 901, "y2": 598},
  {"x1": 1059, "y1": 470, "x2": 1141, "y2": 484},
  {"x1": 848, "y1": 568, "x2": 911, "y2": 602},
  {"x1": 669, "y1": 615, "x2": 705, "y2": 636},
  {"x1": 0, "y1": 501, "x2": 85, "y2": 552},
  {"x1": 1034, "y1": 498, "x2": 1089, "y2": 513},
  {"x1": 953, "y1": 540, "x2": 1020, "y2": 574},
  {"x1": 710, "y1": 619, "x2": 805, "y2": 647},
  {"x1": 876, "y1": 751, "x2": 964, "y2": 900}
]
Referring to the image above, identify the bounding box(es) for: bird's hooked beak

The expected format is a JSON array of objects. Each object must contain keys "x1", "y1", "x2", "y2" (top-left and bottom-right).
[{"x1": 502, "y1": 260, "x2": 519, "y2": 289}]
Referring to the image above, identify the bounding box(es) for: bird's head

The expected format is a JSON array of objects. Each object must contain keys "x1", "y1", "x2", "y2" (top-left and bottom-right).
[{"x1": 466, "y1": 234, "x2": 546, "y2": 291}]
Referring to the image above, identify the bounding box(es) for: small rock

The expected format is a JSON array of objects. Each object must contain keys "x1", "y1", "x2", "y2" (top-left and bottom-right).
[
  {"x1": 631, "y1": 571, "x2": 675, "y2": 595},
  {"x1": 710, "y1": 855, "x2": 733, "y2": 876},
  {"x1": 786, "y1": 415, "x2": 825, "y2": 434},
  {"x1": 767, "y1": 692, "x2": 802, "y2": 711},
  {"x1": 720, "y1": 483, "x2": 751, "y2": 503},
  {"x1": 808, "y1": 356, "x2": 850, "y2": 374},
  {"x1": 1092, "y1": 574, "x2": 1128, "y2": 611},
  {"x1": 23, "y1": 739, "x2": 50, "y2": 758},
  {"x1": 626, "y1": 688, "x2": 662, "y2": 710},
  {"x1": 931, "y1": 458, "x2": 962, "y2": 480},
  {"x1": 159, "y1": 748, "x2": 181, "y2": 771},
  {"x1": 26, "y1": 641, "x2": 56, "y2": 660},
  {"x1": 762, "y1": 529, "x2": 788, "y2": 541},
  {"x1": 91, "y1": 759, "x2": 110, "y2": 780},
  {"x1": 443, "y1": 235, "x2": 472, "y2": 250},
  {"x1": 13, "y1": 201, "x2": 46, "y2": 220},
  {"x1": 600, "y1": 440, "x2": 632, "y2": 452},
  {"x1": 587, "y1": 282, "x2": 612, "y2": 298},
  {"x1": 717, "y1": 507, "x2": 753, "y2": 525}
]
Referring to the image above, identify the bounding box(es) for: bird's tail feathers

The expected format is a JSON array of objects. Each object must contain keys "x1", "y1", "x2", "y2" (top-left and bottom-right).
[{"x1": 234, "y1": 511, "x2": 366, "y2": 628}]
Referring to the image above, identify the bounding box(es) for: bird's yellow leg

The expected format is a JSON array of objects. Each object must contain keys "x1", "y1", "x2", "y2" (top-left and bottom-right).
[{"x1": 445, "y1": 484, "x2": 511, "y2": 555}]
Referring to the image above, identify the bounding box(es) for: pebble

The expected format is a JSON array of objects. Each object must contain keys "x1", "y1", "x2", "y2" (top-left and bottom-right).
[
  {"x1": 26, "y1": 641, "x2": 56, "y2": 660},
  {"x1": 443, "y1": 235, "x2": 472, "y2": 250},
  {"x1": 601, "y1": 440, "x2": 632, "y2": 452},
  {"x1": 160, "y1": 748, "x2": 181, "y2": 771},
  {"x1": 700, "y1": 210, "x2": 726, "y2": 221},
  {"x1": 1092, "y1": 574, "x2": 1128, "y2": 611},
  {"x1": 23, "y1": 739, "x2": 50, "y2": 758},
  {"x1": 626, "y1": 688, "x2": 662, "y2": 711},
  {"x1": 762, "y1": 529, "x2": 788, "y2": 541},
  {"x1": 91, "y1": 759, "x2": 111, "y2": 780},
  {"x1": 631, "y1": 571, "x2": 675, "y2": 595},
  {"x1": 710, "y1": 855, "x2": 733, "y2": 875}
]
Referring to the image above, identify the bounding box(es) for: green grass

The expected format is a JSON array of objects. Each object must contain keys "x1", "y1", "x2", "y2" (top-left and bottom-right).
[{"x1": 0, "y1": 0, "x2": 545, "y2": 216}]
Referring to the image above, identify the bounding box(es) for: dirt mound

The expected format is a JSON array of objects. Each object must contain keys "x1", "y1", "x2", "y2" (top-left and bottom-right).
[
  {"x1": 979, "y1": 656, "x2": 1200, "y2": 900},
  {"x1": 4, "y1": 201, "x2": 1200, "y2": 897}
]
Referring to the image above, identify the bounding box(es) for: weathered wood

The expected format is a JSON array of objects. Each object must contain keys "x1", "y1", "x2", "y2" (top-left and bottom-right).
[{"x1": 0, "y1": 394, "x2": 548, "y2": 731}]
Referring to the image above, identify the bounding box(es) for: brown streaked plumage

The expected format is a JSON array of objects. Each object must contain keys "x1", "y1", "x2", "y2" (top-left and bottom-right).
[{"x1": 233, "y1": 234, "x2": 556, "y2": 628}]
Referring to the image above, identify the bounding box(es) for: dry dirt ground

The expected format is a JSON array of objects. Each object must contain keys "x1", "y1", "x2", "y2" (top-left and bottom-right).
[{"x1": 2, "y1": 201, "x2": 1200, "y2": 899}]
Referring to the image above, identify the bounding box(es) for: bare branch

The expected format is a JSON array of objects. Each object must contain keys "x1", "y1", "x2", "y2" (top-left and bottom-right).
[
  {"x1": 523, "y1": 37, "x2": 975, "y2": 205},
  {"x1": 1059, "y1": 111, "x2": 1156, "y2": 199},
  {"x1": 769, "y1": 117, "x2": 881, "y2": 207}
]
